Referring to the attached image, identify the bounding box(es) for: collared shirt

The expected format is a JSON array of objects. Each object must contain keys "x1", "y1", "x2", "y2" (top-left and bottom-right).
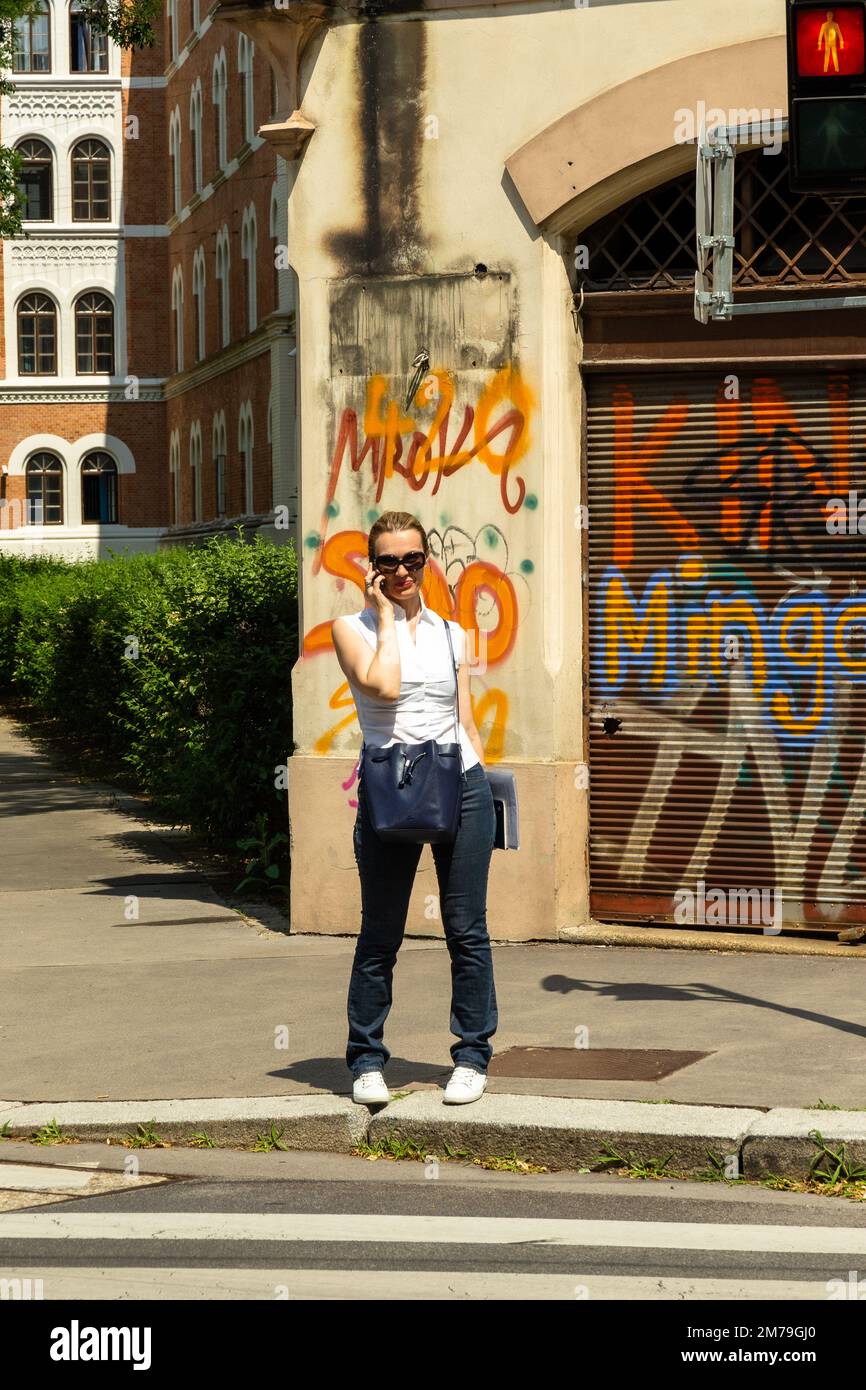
[{"x1": 336, "y1": 592, "x2": 480, "y2": 773}]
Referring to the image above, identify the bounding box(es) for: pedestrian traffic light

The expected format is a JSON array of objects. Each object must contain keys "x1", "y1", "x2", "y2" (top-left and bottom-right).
[{"x1": 787, "y1": 0, "x2": 866, "y2": 193}]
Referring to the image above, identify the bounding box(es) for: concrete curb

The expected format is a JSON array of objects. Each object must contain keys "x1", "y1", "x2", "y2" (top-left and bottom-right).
[
  {"x1": 4, "y1": 1095, "x2": 866, "y2": 1180},
  {"x1": 0, "y1": 1097, "x2": 369, "y2": 1152},
  {"x1": 560, "y1": 922, "x2": 866, "y2": 957}
]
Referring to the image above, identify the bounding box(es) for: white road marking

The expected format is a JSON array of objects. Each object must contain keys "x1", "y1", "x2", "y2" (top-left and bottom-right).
[
  {"x1": 1, "y1": 1212, "x2": 866, "y2": 1254},
  {"x1": 0, "y1": 1267, "x2": 842, "y2": 1300}
]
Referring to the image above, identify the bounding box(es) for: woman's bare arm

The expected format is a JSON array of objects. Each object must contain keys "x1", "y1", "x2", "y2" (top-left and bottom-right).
[
  {"x1": 456, "y1": 656, "x2": 485, "y2": 765},
  {"x1": 332, "y1": 614, "x2": 402, "y2": 700}
]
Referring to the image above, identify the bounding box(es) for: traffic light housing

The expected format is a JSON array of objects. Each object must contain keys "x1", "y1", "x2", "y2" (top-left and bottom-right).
[{"x1": 787, "y1": 1, "x2": 866, "y2": 194}]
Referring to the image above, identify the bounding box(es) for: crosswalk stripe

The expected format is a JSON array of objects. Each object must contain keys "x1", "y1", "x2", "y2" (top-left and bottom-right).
[
  {"x1": 0, "y1": 1268, "x2": 841, "y2": 1300},
  {"x1": 2, "y1": 1212, "x2": 866, "y2": 1253}
]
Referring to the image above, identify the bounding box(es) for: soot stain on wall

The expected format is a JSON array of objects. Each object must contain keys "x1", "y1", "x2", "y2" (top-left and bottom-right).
[{"x1": 327, "y1": 14, "x2": 427, "y2": 275}]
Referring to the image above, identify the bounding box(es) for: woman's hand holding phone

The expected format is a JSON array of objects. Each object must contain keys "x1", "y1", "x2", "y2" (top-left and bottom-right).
[{"x1": 365, "y1": 563, "x2": 394, "y2": 622}]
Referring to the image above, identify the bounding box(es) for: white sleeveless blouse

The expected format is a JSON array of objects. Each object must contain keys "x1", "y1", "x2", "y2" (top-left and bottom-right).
[{"x1": 335, "y1": 593, "x2": 480, "y2": 773}]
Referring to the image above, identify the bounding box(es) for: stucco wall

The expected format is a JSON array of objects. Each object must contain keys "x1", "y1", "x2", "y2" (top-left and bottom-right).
[{"x1": 230, "y1": 0, "x2": 789, "y2": 938}]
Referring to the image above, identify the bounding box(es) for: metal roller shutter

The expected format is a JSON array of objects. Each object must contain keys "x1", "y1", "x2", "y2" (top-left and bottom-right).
[{"x1": 587, "y1": 367, "x2": 866, "y2": 933}]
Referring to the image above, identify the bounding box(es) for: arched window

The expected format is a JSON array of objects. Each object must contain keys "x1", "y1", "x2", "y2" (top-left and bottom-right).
[
  {"x1": 212, "y1": 50, "x2": 228, "y2": 173},
  {"x1": 75, "y1": 292, "x2": 114, "y2": 374},
  {"x1": 26, "y1": 453, "x2": 63, "y2": 525},
  {"x1": 168, "y1": 109, "x2": 182, "y2": 216},
  {"x1": 238, "y1": 402, "x2": 254, "y2": 513},
  {"x1": 71, "y1": 139, "x2": 110, "y2": 222},
  {"x1": 270, "y1": 181, "x2": 281, "y2": 310},
  {"x1": 213, "y1": 411, "x2": 227, "y2": 517},
  {"x1": 192, "y1": 247, "x2": 206, "y2": 362},
  {"x1": 215, "y1": 226, "x2": 230, "y2": 348},
  {"x1": 241, "y1": 204, "x2": 257, "y2": 333},
  {"x1": 81, "y1": 452, "x2": 117, "y2": 524},
  {"x1": 70, "y1": 1, "x2": 108, "y2": 72},
  {"x1": 16, "y1": 140, "x2": 53, "y2": 221},
  {"x1": 189, "y1": 423, "x2": 202, "y2": 522},
  {"x1": 13, "y1": 0, "x2": 50, "y2": 72},
  {"x1": 189, "y1": 81, "x2": 203, "y2": 195},
  {"x1": 18, "y1": 294, "x2": 57, "y2": 375},
  {"x1": 171, "y1": 267, "x2": 184, "y2": 373},
  {"x1": 167, "y1": 0, "x2": 178, "y2": 61},
  {"x1": 169, "y1": 431, "x2": 181, "y2": 525},
  {"x1": 238, "y1": 34, "x2": 255, "y2": 146}
]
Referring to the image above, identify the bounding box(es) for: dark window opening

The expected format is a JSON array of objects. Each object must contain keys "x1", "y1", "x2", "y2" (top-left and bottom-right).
[
  {"x1": 81, "y1": 452, "x2": 118, "y2": 523},
  {"x1": 16, "y1": 140, "x2": 53, "y2": 221},
  {"x1": 70, "y1": 2, "x2": 109, "y2": 72}
]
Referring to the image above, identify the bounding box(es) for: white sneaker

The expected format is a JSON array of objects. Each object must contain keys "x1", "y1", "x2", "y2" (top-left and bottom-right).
[
  {"x1": 353, "y1": 1070, "x2": 390, "y2": 1105},
  {"x1": 443, "y1": 1065, "x2": 487, "y2": 1105}
]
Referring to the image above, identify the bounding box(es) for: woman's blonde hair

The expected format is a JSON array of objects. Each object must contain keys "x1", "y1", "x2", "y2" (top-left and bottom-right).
[{"x1": 367, "y1": 510, "x2": 429, "y2": 562}]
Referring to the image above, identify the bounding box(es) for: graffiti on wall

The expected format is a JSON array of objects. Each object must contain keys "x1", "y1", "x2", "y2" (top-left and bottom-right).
[
  {"x1": 304, "y1": 365, "x2": 536, "y2": 806},
  {"x1": 591, "y1": 373, "x2": 866, "y2": 924}
]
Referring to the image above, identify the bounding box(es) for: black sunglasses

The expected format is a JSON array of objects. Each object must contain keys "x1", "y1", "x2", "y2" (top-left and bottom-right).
[{"x1": 373, "y1": 550, "x2": 427, "y2": 574}]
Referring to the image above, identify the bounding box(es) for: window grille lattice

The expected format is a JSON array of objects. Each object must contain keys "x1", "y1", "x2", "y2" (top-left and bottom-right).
[{"x1": 580, "y1": 148, "x2": 866, "y2": 291}]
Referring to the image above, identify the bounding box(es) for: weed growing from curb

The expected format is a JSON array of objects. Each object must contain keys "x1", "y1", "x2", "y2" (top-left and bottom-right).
[
  {"x1": 806, "y1": 1100, "x2": 866, "y2": 1112},
  {"x1": 351, "y1": 1135, "x2": 548, "y2": 1173},
  {"x1": 589, "y1": 1143, "x2": 675, "y2": 1178},
  {"x1": 188, "y1": 1131, "x2": 217, "y2": 1148},
  {"x1": 31, "y1": 1120, "x2": 75, "y2": 1146},
  {"x1": 122, "y1": 1121, "x2": 170, "y2": 1149},
  {"x1": 252, "y1": 1124, "x2": 289, "y2": 1152},
  {"x1": 808, "y1": 1128, "x2": 866, "y2": 1185}
]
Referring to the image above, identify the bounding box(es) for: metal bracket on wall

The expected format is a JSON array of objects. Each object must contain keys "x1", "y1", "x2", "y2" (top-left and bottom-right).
[{"x1": 695, "y1": 118, "x2": 866, "y2": 321}]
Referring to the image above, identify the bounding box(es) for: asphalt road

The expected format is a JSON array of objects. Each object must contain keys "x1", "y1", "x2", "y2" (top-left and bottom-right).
[{"x1": 2, "y1": 1143, "x2": 866, "y2": 1301}]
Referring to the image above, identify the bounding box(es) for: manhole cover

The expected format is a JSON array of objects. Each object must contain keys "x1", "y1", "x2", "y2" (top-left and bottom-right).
[{"x1": 488, "y1": 1047, "x2": 711, "y2": 1081}]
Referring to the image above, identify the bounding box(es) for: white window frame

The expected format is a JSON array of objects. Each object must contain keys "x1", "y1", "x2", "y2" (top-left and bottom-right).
[
  {"x1": 189, "y1": 81, "x2": 203, "y2": 196},
  {"x1": 167, "y1": 0, "x2": 178, "y2": 62},
  {"x1": 192, "y1": 247, "x2": 206, "y2": 363},
  {"x1": 171, "y1": 266, "x2": 184, "y2": 373},
  {"x1": 189, "y1": 421, "x2": 202, "y2": 522},
  {"x1": 212, "y1": 410, "x2": 227, "y2": 517},
  {"x1": 238, "y1": 34, "x2": 255, "y2": 146},
  {"x1": 215, "y1": 226, "x2": 230, "y2": 348},
  {"x1": 169, "y1": 429, "x2": 181, "y2": 524},
  {"x1": 238, "y1": 402, "x2": 254, "y2": 514},
  {"x1": 168, "y1": 107, "x2": 182, "y2": 216},
  {"x1": 211, "y1": 49, "x2": 228, "y2": 173},
  {"x1": 241, "y1": 203, "x2": 257, "y2": 334}
]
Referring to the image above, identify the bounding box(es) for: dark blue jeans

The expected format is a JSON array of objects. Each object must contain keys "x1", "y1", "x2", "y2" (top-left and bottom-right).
[{"x1": 346, "y1": 760, "x2": 498, "y2": 1078}]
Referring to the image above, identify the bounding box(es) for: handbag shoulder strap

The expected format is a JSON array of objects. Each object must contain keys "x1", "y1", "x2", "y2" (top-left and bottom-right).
[{"x1": 441, "y1": 617, "x2": 462, "y2": 763}]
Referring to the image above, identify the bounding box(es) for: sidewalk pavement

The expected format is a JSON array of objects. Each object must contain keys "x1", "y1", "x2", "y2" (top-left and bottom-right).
[{"x1": 2, "y1": 714, "x2": 866, "y2": 1177}]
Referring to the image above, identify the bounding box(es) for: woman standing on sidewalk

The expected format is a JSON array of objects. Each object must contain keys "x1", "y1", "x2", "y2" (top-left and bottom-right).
[{"x1": 331, "y1": 510, "x2": 498, "y2": 1107}]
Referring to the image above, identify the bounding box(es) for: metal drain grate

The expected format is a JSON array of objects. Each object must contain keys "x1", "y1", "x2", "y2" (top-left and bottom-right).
[{"x1": 488, "y1": 1047, "x2": 711, "y2": 1081}]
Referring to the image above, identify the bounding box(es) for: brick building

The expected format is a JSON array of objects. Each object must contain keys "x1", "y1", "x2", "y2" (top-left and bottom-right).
[{"x1": 0, "y1": 0, "x2": 296, "y2": 558}]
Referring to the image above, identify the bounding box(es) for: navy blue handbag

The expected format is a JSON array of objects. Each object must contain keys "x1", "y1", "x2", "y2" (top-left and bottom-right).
[{"x1": 360, "y1": 617, "x2": 463, "y2": 844}]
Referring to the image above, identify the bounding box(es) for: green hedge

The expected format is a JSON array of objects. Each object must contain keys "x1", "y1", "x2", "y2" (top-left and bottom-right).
[{"x1": 0, "y1": 538, "x2": 298, "y2": 849}]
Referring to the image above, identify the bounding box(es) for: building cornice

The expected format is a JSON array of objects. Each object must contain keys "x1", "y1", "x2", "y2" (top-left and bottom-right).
[
  {"x1": 161, "y1": 312, "x2": 295, "y2": 399},
  {"x1": 0, "y1": 386, "x2": 164, "y2": 404}
]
